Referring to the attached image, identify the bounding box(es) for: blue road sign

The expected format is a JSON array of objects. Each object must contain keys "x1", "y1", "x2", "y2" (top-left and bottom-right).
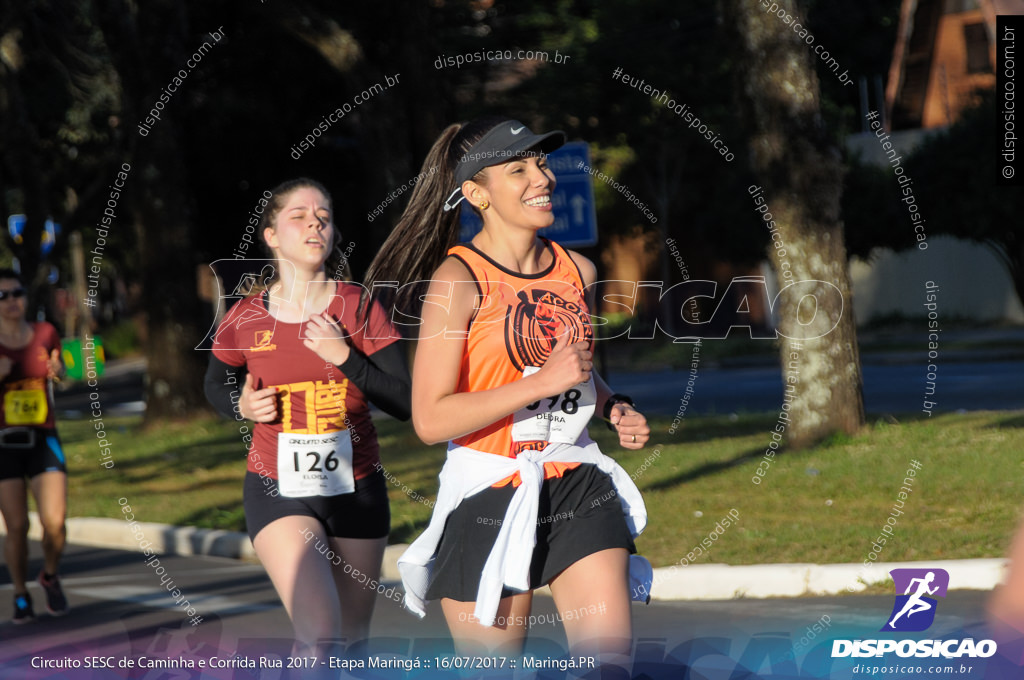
[
  {"x1": 8, "y1": 214, "x2": 27, "y2": 245},
  {"x1": 459, "y1": 141, "x2": 598, "y2": 247},
  {"x1": 42, "y1": 219, "x2": 59, "y2": 256}
]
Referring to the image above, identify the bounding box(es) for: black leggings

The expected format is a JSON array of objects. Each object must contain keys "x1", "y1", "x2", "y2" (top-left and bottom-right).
[{"x1": 243, "y1": 468, "x2": 390, "y2": 542}]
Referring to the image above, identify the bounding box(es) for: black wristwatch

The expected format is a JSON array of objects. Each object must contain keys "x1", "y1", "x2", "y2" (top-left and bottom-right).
[{"x1": 603, "y1": 393, "x2": 636, "y2": 429}]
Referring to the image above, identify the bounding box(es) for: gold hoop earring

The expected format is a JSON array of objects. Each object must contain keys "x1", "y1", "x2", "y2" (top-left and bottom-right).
[{"x1": 479, "y1": 201, "x2": 489, "y2": 210}]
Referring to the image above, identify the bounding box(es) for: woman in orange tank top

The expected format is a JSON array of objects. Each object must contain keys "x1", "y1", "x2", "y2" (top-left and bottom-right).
[{"x1": 365, "y1": 117, "x2": 651, "y2": 667}]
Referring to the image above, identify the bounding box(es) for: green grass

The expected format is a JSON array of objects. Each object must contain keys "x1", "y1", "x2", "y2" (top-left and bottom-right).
[
  {"x1": 58, "y1": 411, "x2": 1024, "y2": 567},
  {"x1": 62, "y1": 417, "x2": 250, "y2": 529}
]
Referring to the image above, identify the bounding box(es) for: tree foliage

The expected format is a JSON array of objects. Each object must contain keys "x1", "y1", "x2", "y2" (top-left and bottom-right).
[
  {"x1": 844, "y1": 90, "x2": 1024, "y2": 303},
  {"x1": 0, "y1": 0, "x2": 911, "y2": 427}
]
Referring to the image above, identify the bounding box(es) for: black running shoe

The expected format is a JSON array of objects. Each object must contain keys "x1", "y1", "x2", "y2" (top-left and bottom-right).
[
  {"x1": 38, "y1": 571, "x2": 69, "y2": 616},
  {"x1": 12, "y1": 592, "x2": 33, "y2": 624}
]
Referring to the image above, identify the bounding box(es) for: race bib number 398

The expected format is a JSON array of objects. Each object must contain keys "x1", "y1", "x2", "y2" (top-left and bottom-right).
[
  {"x1": 511, "y1": 367, "x2": 596, "y2": 445},
  {"x1": 277, "y1": 430, "x2": 354, "y2": 498}
]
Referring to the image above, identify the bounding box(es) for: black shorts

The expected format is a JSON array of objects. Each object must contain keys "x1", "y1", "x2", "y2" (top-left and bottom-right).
[
  {"x1": 0, "y1": 428, "x2": 66, "y2": 481},
  {"x1": 426, "y1": 463, "x2": 636, "y2": 602},
  {"x1": 243, "y1": 468, "x2": 390, "y2": 542}
]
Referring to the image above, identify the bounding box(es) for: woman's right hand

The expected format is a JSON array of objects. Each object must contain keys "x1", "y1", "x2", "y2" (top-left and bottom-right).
[
  {"x1": 535, "y1": 337, "x2": 592, "y2": 395},
  {"x1": 0, "y1": 356, "x2": 12, "y2": 382},
  {"x1": 239, "y1": 372, "x2": 279, "y2": 422}
]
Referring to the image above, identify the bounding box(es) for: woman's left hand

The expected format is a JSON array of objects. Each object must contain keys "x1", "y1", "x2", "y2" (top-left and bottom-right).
[
  {"x1": 610, "y1": 403, "x2": 650, "y2": 450},
  {"x1": 46, "y1": 349, "x2": 63, "y2": 382},
  {"x1": 302, "y1": 313, "x2": 351, "y2": 366}
]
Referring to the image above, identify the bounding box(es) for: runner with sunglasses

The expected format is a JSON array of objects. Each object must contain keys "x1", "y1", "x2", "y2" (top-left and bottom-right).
[{"x1": 0, "y1": 269, "x2": 68, "y2": 623}]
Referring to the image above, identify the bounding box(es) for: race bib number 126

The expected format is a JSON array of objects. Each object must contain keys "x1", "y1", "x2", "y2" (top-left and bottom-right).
[{"x1": 276, "y1": 430, "x2": 354, "y2": 497}]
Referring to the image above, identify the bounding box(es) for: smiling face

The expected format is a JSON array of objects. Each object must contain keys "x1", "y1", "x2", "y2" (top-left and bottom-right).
[
  {"x1": 465, "y1": 154, "x2": 556, "y2": 232},
  {"x1": 263, "y1": 186, "x2": 335, "y2": 271}
]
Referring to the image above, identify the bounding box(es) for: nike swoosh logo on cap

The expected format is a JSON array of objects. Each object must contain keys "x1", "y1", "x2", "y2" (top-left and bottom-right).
[{"x1": 510, "y1": 126, "x2": 525, "y2": 134}]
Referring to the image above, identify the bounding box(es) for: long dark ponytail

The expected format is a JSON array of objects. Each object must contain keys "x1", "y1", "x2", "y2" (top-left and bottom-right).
[{"x1": 361, "y1": 116, "x2": 507, "y2": 318}]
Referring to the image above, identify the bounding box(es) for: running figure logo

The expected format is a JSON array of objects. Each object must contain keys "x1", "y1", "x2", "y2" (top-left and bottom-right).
[
  {"x1": 253, "y1": 330, "x2": 273, "y2": 348},
  {"x1": 882, "y1": 568, "x2": 949, "y2": 632}
]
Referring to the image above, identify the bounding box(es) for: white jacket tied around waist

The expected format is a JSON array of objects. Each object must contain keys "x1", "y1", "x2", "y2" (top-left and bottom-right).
[{"x1": 397, "y1": 435, "x2": 653, "y2": 626}]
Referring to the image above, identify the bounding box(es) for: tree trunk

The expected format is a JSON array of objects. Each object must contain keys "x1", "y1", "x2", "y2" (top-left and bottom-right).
[
  {"x1": 95, "y1": 0, "x2": 207, "y2": 422},
  {"x1": 724, "y1": 0, "x2": 864, "y2": 447},
  {"x1": 0, "y1": 30, "x2": 52, "y2": 307},
  {"x1": 131, "y1": 134, "x2": 208, "y2": 422},
  {"x1": 647, "y1": 144, "x2": 685, "y2": 336}
]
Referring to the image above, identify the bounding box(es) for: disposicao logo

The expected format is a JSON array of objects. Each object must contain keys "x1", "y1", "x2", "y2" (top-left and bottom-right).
[
  {"x1": 831, "y1": 568, "x2": 997, "y2": 659},
  {"x1": 883, "y1": 568, "x2": 948, "y2": 632}
]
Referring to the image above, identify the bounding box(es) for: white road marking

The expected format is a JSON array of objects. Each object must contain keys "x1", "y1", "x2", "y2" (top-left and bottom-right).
[
  {"x1": 68, "y1": 585, "x2": 280, "y2": 616},
  {"x1": 0, "y1": 565, "x2": 267, "y2": 589}
]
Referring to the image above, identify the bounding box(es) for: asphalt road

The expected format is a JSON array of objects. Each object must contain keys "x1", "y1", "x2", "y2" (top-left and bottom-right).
[
  {"x1": 52, "y1": 355, "x2": 1024, "y2": 422},
  {"x1": 1, "y1": 539, "x2": 1018, "y2": 679},
  {"x1": 605, "y1": 359, "x2": 1024, "y2": 417}
]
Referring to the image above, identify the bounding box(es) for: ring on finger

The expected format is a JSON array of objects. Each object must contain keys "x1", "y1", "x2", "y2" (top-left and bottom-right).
[{"x1": 631, "y1": 434, "x2": 636, "y2": 443}]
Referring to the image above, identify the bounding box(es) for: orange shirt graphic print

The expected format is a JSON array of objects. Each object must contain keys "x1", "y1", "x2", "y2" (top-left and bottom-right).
[{"x1": 506, "y1": 286, "x2": 592, "y2": 372}]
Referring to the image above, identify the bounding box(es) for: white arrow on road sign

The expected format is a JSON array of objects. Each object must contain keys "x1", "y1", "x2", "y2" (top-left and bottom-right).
[{"x1": 571, "y1": 194, "x2": 586, "y2": 224}]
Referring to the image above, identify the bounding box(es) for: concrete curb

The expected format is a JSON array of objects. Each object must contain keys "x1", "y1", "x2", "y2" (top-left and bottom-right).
[
  {"x1": 5, "y1": 513, "x2": 259, "y2": 562},
  {"x1": 648, "y1": 559, "x2": 1008, "y2": 600},
  {"x1": 2, "y1": 514, "x2": 1008, "y2": 600},
  {"x1": 2, "y1": 513, "x2": 409, "y2": 581}
]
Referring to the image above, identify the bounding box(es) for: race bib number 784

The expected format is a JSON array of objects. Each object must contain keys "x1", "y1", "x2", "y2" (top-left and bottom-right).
[{"x1": 4, "y1": 389, "x2": 48, "y2": 426}]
